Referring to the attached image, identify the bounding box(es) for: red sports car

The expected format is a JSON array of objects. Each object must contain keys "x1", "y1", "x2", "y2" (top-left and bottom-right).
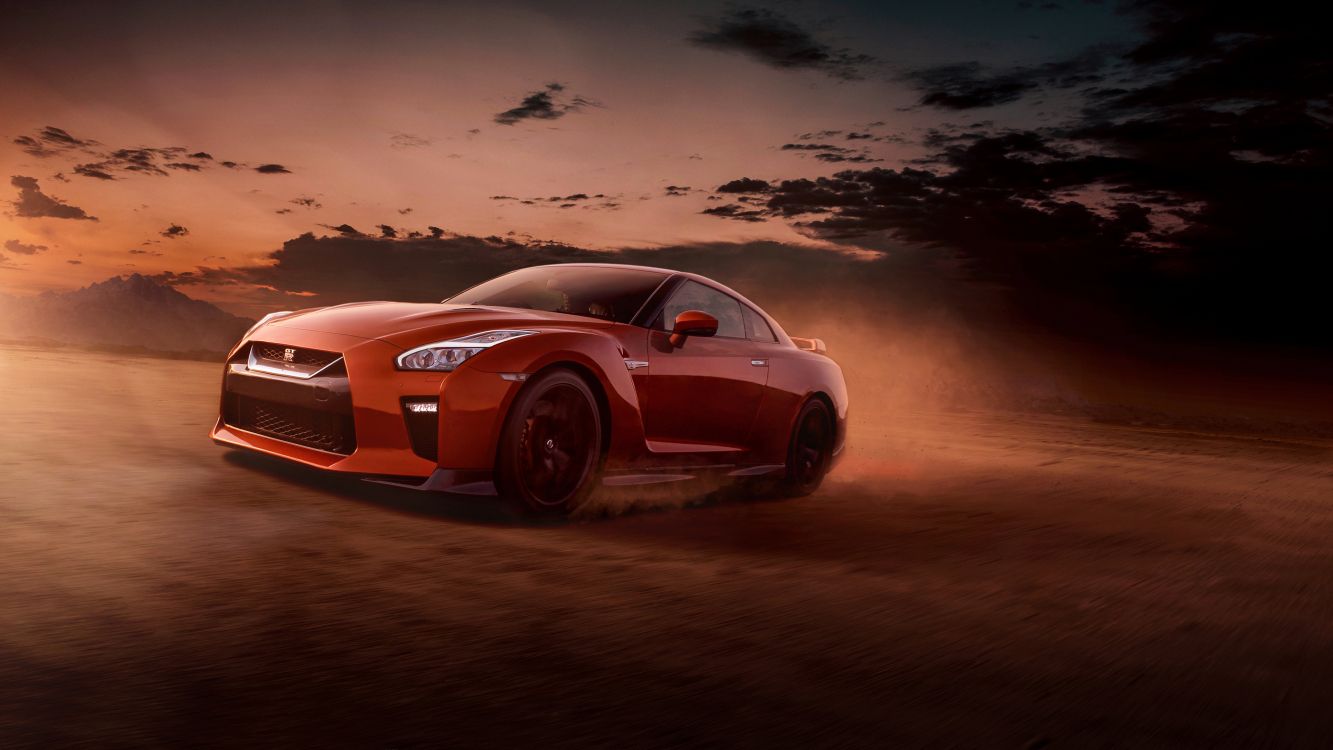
[{"x1": 212, "y1": 263, "x2": 847, "y2": 514}]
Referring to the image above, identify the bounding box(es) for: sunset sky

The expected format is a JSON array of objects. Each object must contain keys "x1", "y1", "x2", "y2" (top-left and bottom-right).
[{"x1": 2, "y1": 0, "x2": 1328, "y2": 350}]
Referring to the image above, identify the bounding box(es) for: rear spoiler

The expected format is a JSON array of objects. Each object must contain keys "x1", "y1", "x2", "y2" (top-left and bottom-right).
[{"x1": 790, "y1": 337, "x2": 827, "y2": 355}]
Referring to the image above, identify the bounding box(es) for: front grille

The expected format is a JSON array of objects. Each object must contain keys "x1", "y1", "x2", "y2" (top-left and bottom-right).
[
  {"x1": 252, "y1": 342, "x2": 340, "y2": 369},
  {"x1": 226, "y1": 395, "x2": 356, "y2": 455}
]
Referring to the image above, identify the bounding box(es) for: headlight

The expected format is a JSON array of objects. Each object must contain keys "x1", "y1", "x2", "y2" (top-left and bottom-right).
[
  {"x1": 244, "y1": 310, "x2": 293, "y2": 339},
  {"x1": 396, "y1": 330, "x2": 536, "y2": 372}
]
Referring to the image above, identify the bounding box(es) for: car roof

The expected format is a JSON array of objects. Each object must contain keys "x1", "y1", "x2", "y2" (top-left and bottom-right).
[
  {"x1": 526, "y1": 262, "x2": 786, "y2": 339},
  {"x1": 527, "y1": 262, "x2": 748, "y2": 303}
]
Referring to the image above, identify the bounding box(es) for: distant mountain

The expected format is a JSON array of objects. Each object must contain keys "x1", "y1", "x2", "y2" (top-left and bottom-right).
[{"x1": 0, "y1": 274, "x2": 253, "y2": 354}]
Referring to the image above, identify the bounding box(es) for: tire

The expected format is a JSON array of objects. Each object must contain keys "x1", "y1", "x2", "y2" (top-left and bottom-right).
[
  {"x1": 780, "y1": 398, "x2": 834, "y2": 497},
  {"x1": 495, "y1": 369, "x2": 603, "y2": 516}
]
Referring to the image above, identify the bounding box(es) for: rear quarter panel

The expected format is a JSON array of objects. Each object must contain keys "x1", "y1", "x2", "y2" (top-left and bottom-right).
[{"x1": 750, "y1": 345, "x2": 849, "y2": 463}]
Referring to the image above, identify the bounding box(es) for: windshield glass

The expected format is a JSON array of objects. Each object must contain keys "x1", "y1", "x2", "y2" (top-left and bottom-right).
[{"x1": 446, "y1": 265, "x2": 667, "y2": 324}]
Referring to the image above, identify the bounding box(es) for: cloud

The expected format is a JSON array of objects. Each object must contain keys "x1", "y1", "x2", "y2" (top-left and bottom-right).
[
  {"x1": 398, "y1": 207, "x2": 413, "y2": 215},
  {"x1": 160, "y1": 223, "x2": 189, "y2": 239},
  {"x1": 71, "y1": 164, "x2": 115, "y2": 180},
  {"x1": 8, "y1": 175, "x2": 97, "y2": 220},
  {"x1": 690, "y1": 8, "x2": 875, "y2": 81},
  {"x1": 390, "y1": 133, "x2": 432, "y2": 149},
  {"x1": 3, "y1": 239, "x2": 48, "y2": 255},
  {"x1": 11, "y1": 126, "x2": 98, "y2": 158},
  {"x1": 14, "y1": 127, "x2": 286, "y2": 179},
  {"x1": 318, "y1": 223, "x2": 362, "y2": 237},
  {"x1": 780, "y1": 142, "x2": 880, "y2": 163},
  {"x1": 903, "y1": 62, "x2": 1040, "y2": 110},
  {"x1": 664, "y1": 185, "x2": 692, "y2": 197},
  {"x1": 493, "y1": 82, "x2": 601, "y2": 125},
  {"x1": 290, "y1": 196, "x2": 322, "y2": 209},
  {"x1": 699, "y1": 0, "x2": 1333, "y2": 351},
  {"x1": 378, "y1": 224, "x2": 397, "y2": 238},
  {"x1": 718, "y1": 177, "x2": 772, "y2": 193},
  {"x1": 903, "y1": 47, "x2": 1110, "y2": 110},
  {"x1": 66, "y1": 259, "x2": 82, "y2": 265},
  {"x1": 701, "y1": 203, "x2": 768, "y2": 222}
]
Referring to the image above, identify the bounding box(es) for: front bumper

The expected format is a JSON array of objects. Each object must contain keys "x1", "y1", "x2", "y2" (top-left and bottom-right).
[{"x1": 211, "y1": 327, "x2": 525, "y2": 482}]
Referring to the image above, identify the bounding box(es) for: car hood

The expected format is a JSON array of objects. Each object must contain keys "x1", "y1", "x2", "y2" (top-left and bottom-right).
[{"x1": 266, "y1": 301, "x2": 613, "y2": 346}]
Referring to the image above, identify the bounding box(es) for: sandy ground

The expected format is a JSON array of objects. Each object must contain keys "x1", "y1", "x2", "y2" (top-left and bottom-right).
[{"x1": 1, "y1": 344, "x2": 1332, "y2": 748}]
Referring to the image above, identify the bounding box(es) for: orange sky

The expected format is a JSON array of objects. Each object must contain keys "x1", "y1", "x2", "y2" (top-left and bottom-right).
[{"x1": 0, "y1": 1, "x2": 1132, "y2": 309}]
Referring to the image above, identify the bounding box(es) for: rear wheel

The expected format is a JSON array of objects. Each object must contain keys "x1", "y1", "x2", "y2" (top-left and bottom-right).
[
  {"x1": 780, "y1": 398, "x2": 833, "y2": 497},
  {"x1": 496, "y1": 369, "x2": 602, "y2": 516}
]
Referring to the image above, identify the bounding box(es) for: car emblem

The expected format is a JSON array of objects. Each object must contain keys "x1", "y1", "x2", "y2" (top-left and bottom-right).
[{"x1": 283, "y1": 348, "x2": 296, "y2": 362}]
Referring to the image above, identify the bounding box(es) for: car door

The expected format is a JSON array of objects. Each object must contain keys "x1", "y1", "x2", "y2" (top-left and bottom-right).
[{"x1": 642, "y1": 279, "x2": 768, "y2": 450}]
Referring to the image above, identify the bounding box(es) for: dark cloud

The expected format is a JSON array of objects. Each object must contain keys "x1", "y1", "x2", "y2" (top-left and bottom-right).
[
  {"x1": 398, "y1": 207, "x2": 413, "y2": 215},
  {"x1": 72, "y1": 164, "x2": 116, "y2": 180},
  {"x1": 152, "y1": 233, "x2": 883, "y2": 315},
  {"x1": 814, "y1": 152, "x2": 881, "y2": 163},
  {"x1": 904, "y1": 62, "x2": 1040, "y2": 110},
  {"x1": 717, "y1": 177, "x2": 771, "y2": 193},
  {"x1": 781, "y1": 143, "x2": 845, "y2": 151},
  {"x1": 378, "y1": 224, "x2": 398, "y2": 238},
  {"x1": 160, "y1": 224, "x2": 189, "y2": 239},
  {"x1": 8, "y1": 175, "x2": 97, "y2": 220},
  {"x1": 904, "y1": 48, "x2": 1109, "y2": 110},
  {"x1": 254, "y1": 163, "x2": 291, "y2": 174},
  {"x1": 3, "y1": 239, "x2": 48, "y2": 255},
  {"x1": 290, "y1": 196, "x2": 321, "y2": 209},
  {"x1": 66, "y1": 259, "x2": 82, "y2": 265},
  {"x1": 701, "y1": 0, "x2": 1333, "y2": 350},
  {"x1": 701, "y1": 204, "x2": 767, "y2": 222},
  {"x1": 17, "y1": 129, "x2": 287, "y2": 179},
  {"x1": 12, "y1": 126, "x2": 98, "y2": 158},
  {"x1": 493, "y1": 82, "x2": 601, "y2": 126},
  {"x1": 318, "y1": 223, "x2": 362, "y2": 237},
  {"x1": 690, "y1": 8, "x2": 875, "y2": 81},
  {"x1": 780, "y1": 142, "x2": 880, "y2": 162},
  {"x1": 664, "y1": 185, "x2": 692, "y2": 197}
]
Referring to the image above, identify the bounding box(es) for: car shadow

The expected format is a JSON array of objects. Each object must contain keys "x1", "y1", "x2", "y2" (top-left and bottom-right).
[
  {"x1": 221, "y1": 450, "x2": 525, "y2": 525},
  {"x1": 220, "y1": 449, "x2": 758, "y2": 526}
]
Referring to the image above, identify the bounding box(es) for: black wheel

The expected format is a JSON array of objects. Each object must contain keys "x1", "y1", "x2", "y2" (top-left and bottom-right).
[
  {"x1": 496, "y1": 369, "x2": 602, "y2": 516},
  {"x1": 781, "y1": 398, "x2": 833, "y2": 497}
]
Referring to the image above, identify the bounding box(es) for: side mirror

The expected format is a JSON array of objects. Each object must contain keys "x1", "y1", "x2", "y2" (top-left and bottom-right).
[{"x1": 669, "y1": 310, "x2": 718, "y2": 347}]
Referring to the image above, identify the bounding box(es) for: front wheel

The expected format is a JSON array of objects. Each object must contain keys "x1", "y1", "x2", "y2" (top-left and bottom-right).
[
  {"x1": 495, "y1": 369, "x2": 602, "y2": 516},
  {"x1": 780, "y1": 398, "x2": 833, "y2": 497}
]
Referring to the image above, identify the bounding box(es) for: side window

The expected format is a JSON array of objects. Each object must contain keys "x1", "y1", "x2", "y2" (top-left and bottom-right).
[
  {"x1": 658, "y1": 280, "x2": 745, "y2": 338},
  {"x1": 745, "y1": 306, "x2": 777, "y2": 343}
]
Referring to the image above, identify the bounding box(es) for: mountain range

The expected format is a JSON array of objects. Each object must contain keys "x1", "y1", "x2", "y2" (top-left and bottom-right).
[{"x1": 0, "y1": 274, "x2": 253, "y2": 355}]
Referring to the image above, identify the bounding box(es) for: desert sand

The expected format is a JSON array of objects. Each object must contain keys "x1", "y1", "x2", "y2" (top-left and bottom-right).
[{"x1": 2, "y1": 344, "x2": 1331, "y2": 747}]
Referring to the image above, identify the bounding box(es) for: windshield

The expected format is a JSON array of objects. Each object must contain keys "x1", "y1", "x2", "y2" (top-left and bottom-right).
[{"x1": 446, "y1": 265, "x2": 668, "y2": 324}]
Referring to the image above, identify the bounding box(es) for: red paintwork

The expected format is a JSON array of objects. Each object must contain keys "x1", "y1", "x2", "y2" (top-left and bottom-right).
[{"x1": 211, "y1": 264, "x2": 848, "y2": 486}]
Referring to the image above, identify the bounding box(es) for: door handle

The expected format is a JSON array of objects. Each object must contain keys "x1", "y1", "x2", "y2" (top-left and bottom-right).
[{"x1": 750, "y1": 358, "x2": 768, "y2": 367}]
